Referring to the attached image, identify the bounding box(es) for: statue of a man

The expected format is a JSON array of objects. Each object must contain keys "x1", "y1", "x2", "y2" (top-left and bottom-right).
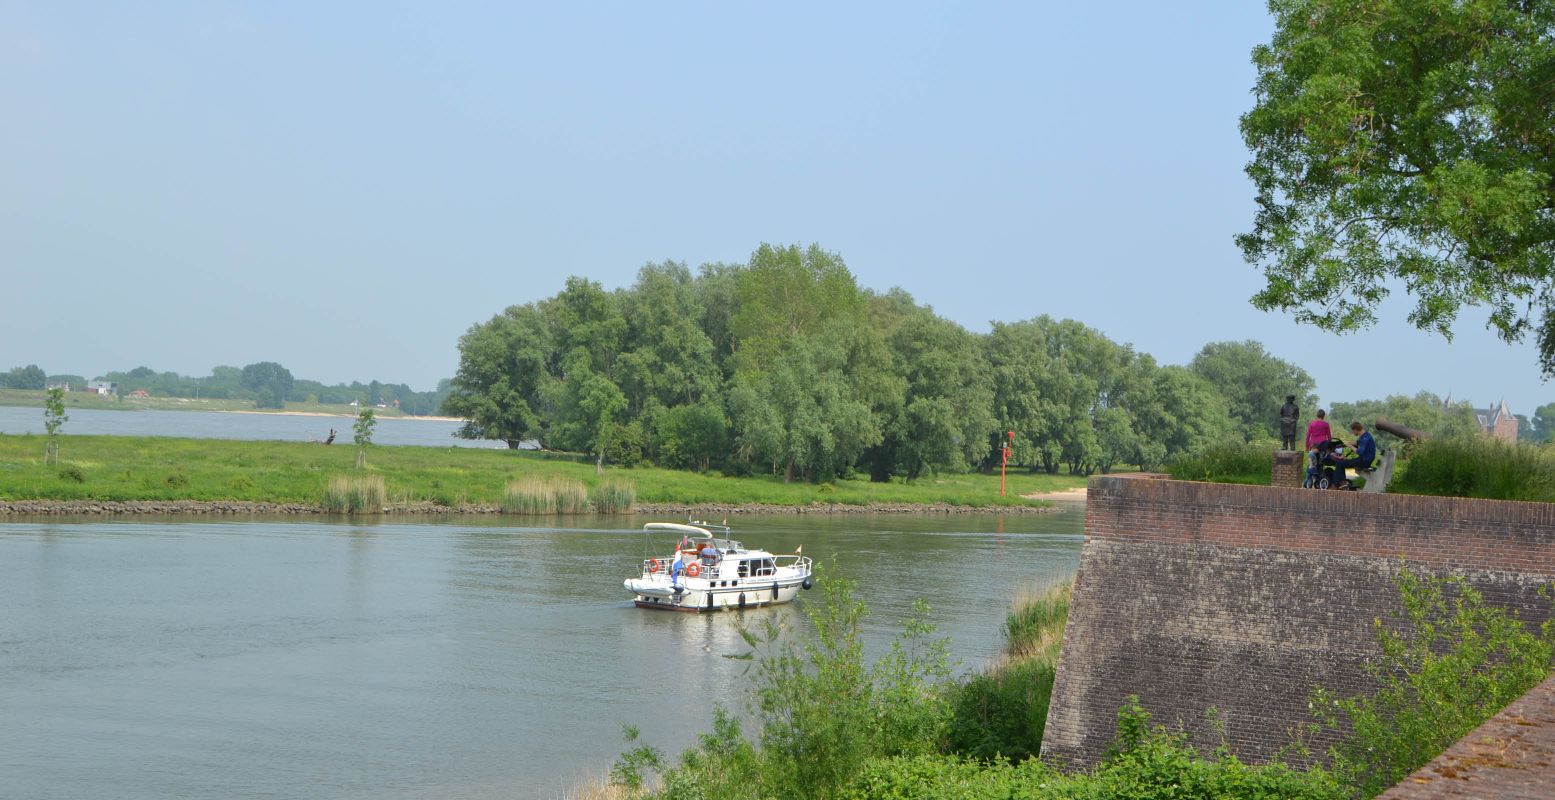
[{"x1": 1279, "y1": 395, "x2": 1299, "y2": 451}]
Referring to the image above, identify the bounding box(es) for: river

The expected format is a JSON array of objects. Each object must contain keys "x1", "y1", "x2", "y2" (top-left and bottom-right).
[
  {"x1": 0, "y1": 510, "x2": 1083, "y2": 799},
  {"x1": 0, "y1": 406, "x2": 504, "y2": 448}
]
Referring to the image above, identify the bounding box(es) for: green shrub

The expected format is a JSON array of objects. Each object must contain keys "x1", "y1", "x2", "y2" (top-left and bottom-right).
[
  {"x1": 1311, "y1": 568, "x2": 1555, "y2": 798},
  {"x1": 1166, "y1": 441, "x2": 1273, "y2": 485},
  {"x1": 58, "y1": 465, "x2": 85, "y2": 483},
  {"x1": 591, "y1": 478, "x2": 636, "y2": 514},
  {"x1": 322, "y1": 474, "x2": 386, "y2": 513},
  {"x1": 1391, "y1": 437, "x2": 1555, "y2": 502},
  {"x1": 503, "y1": 475, "x2": 589, "y2": 514}
]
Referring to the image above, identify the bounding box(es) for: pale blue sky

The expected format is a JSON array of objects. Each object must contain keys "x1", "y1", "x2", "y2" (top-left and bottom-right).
[{"x1": 1, "y1": 1, "x2": 1545, "y2": 415}]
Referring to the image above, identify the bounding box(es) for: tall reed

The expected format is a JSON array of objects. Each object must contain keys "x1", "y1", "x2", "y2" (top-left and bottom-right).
[
  {"x1": 503, "y1": 476, "x2": 590, "y2": 514},
  {"x1": 591, "y1": 479, "x2": 636, "y2": 514},
  {"x1": 1165, "y1": 441, "x2": 1272, "y2": 485},
  {"x1": 322, "y1": 473, "x2": 386, "y2": 514},
  {"x1": 1392, "y1": 436, "x2": 1555, "y2": 502}
]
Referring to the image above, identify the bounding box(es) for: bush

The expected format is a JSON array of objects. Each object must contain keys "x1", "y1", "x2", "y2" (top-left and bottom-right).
[
  {"x1": 503, "y1": 475, "x2": 589, "y2": 514},
  {"x1": 1390, "y1": 436, "x2": 1555, "y2": 502},
  {"x1": 1166, "y1": 441, "x2": 1273, "y2": 485},
  {"x1": 591, "y1": 479, "x2": 636, "y2": 514},
  {"x1": 1311, "y1": 568, "x2": 1555, "y2": 798},
  {"x1": 322, "y1": 474, "x2": 386, "y2": 513},
  {"x1": 58, "y1": 465, "x2": 85, "y2": 483}
]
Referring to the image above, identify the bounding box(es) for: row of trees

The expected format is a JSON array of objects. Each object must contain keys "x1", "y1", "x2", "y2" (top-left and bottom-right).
[
  {"x1": 444, "y1": 244, "x2": 1320, "y2": 481},
  {"x1": 1, "y1": 363, "x2": 451, "y2": 415}
]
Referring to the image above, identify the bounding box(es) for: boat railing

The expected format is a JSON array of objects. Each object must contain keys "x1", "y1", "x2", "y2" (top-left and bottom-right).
[
  {"x1": 771, "y1": 554, "x2": 812, "y2": 576},
  {"x1": 641, "y1": 554, "x2": 811, "y2": 580}
]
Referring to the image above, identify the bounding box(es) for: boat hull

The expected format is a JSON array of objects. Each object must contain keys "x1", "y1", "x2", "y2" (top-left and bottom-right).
[{"x1": 628, "y1": 579, "x2": 806, "y2": 612}]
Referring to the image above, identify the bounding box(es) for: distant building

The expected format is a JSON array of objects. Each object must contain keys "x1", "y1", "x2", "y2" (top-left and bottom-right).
[
  {"x1": 1473, "y1": 399, "x2": 1518, "y2": 444},
  {"x1": 46, "y1": 381, "x2": 71, "y2": 392},
  {"x1": 85, "y1": 381, "x2": 117, "y2": 396},
  {"x1": 128, "y1": 389, "x2": 150, "y2": 398}
]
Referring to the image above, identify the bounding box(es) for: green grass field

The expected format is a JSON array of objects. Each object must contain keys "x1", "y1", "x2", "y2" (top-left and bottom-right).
[{"x1": 0, "y1": 433, "x2": 1084, "y2": 509}]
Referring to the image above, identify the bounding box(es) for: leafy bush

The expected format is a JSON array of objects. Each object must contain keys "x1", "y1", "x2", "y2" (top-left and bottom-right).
[
  {"x1": 1390, "y1": 436, "x2": 1555, "y2": 502},
  {"x1": 58, "y1": 465, "x2": 85, "y2": 483},
  {"x1": 592, "y1": 479, "x2": 636, "y2": 513},
  {"x1": 502, "y1": 475, "x2": 589, "y2": 514},
  {"x1": 322, "y1": 473, "x2": 386, "y2": 513},
  {"x1": 1166, "y1": 441, "x2": 1273, "y2": 484},
  {"x1": 1311, "y1": 568, "x2": 1555, "y2": 798}
]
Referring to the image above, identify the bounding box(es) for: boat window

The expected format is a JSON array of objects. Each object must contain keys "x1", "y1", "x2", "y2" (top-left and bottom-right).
[
  {"x1": 763, "y1": 558, "x2": 776, "y2": 576},
  {"x1": 737, "y1": 560, "x2": 751, "y2": 578}
]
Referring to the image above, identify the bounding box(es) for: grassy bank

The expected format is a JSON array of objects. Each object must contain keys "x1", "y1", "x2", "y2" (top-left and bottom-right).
[
  {"x1": 0, "y1": 388, "x2": 422, "y2": 418},
  {"x1": 0, "y1": 433, "x2": 1080, "y2": 509}
]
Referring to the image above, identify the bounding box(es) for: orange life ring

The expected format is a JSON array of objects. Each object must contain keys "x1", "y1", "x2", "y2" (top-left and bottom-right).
[
  {"x1": 685, "y1": 562, "x2": 702, "y2": 578},
  {"x1": 647, "y1": 558, "x2": 661, "y2": 574}
]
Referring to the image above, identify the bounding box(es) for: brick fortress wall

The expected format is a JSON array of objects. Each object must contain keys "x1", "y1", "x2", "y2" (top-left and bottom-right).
[{"x1": 1040, "y1": 477, "x2": 1555, "y2": 769}]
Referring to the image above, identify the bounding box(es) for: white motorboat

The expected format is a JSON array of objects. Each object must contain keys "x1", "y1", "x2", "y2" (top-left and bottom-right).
[{"x1": 624, "y1": 521, "x2": 813, "y2": 612}]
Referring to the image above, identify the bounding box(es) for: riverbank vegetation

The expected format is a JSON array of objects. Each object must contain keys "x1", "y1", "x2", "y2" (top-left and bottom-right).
[
  {"x1": 0, "y1": 388, "x2": 430, "y2": 418},
  {"x1": 1389, "y1": 437, "x2": 1555, "y2": 503},
  {"x1": 0, "y1": 434, "x2": 1076, "y2": 509},
  {"x1": 600, "y1": 567, "x2": 1553, "y2": 800},
  {"x1": 444, "y1": 245, "x2": 1317, "y2": 482}
]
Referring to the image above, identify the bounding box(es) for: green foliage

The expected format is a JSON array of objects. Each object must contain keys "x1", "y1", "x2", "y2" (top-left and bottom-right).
[
  {"x1": 1328, "y1": 392, "x2": 1482, "y2": 449},
  {"x1": 1189, "y1": 341, "x2": 1316, "y2": 442},
  {"x1": 4, "y1": 364, "x2": 47, "y2": 390},
  {"x1": 1312, "y1": 568, "x2": 1555, "y2": 798},
  {"x1": 58, "y1": 465, "x2": 85, "y2": 483},
  {"x1": 502, "y1": 475, "x2": 589, "y2": 514},
  {"x1": 240, "y1": 361, "x2": 295, "y2": 409},
  {"x1": 591, "y1": 478, "x2": 636, "y2": 514},
  {"x1": 353, "y1": 407, "x2": 377, "y2": 448},
  {"x1": 623, "y1": 574, "x2": 954, "y2": 800},
  {"x1": 1391, "y1": 437, "x2": 1555, "y2": 502},
  {"x1": 43, "y1": 387, "x2": 67, "y2": 465},
  {"x1": 1165, "y1": 441, "x2": 1274, "y2": 485},
  {"x1": 1239, "y1": 0, "x2": 1555, "y2": 375},
  {"x1": 322, "y1": 474, "x2": 386, "y2": 514},
  {"x1": 848, "y1": 699, "x2": 1345, "y2": 800}
]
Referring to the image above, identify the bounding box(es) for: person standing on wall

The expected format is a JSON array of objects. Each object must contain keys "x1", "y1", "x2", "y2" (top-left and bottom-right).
[{"x1": 1279, "y1": 395, "x2": 1300, "y2": 451}]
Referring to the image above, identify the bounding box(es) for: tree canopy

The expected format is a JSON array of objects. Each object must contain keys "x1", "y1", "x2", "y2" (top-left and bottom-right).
[
  {"x1": 1239, "y1": 0, "x2": 1555, "y2": 373},
  {"x1": 444, "y1": 244, "x2": 1279, "y2": 481}
]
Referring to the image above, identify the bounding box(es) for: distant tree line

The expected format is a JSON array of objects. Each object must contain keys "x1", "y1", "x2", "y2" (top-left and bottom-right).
[
  {"x1": 0, "y1": 362, "x2": 451, "y2": 416},
  {"x1": 443, "y1": 243, "x2": 1323, "y2": 481}
]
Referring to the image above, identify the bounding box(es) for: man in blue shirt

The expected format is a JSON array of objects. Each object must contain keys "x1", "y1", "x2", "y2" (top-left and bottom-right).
[{"x1": 1332, "y1": 421, "x2": 1378, "y2": 488}]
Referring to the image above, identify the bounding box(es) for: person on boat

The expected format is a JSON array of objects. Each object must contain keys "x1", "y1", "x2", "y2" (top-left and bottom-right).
[
  {"x1": 1305, "y1": 409, "x2": 1332, "y2": 451},
  {"x1": 699, "y1": 541, "x2": 720, "y2": 569},
  {"x1": 670, "y1": 552, "x2": 685, "y2": 587}
]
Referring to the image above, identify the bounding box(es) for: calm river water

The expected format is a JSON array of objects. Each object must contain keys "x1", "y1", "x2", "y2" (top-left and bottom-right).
[
  {"x1": 0, "y1": 511, "x2": 1083, "y2": 799},
  {"x1": 0, "y1": 405, "x2": 503, "y2": 448}
]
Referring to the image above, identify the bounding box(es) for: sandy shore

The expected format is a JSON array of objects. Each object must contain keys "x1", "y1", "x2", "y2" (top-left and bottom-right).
[{"x1": 1019, "y1": 487, "x2": 1088, "y2": 502}]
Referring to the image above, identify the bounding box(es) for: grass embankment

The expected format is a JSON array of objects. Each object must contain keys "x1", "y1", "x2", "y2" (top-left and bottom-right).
[
  {"x1": 0, "y1": 388, "x2": 422, "y2": 417},
  {"x1": 0, "y1": 434, "x2": 1080, "y2": 509}
]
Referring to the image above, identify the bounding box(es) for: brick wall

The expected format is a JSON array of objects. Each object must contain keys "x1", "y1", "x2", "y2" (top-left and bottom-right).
[
  {"x1": 1040, "y1": 477, "x2": 1555, "y2": 769},
  {"x1": 1271, "y1": 450, "x2": 1302, "y2": 488}
]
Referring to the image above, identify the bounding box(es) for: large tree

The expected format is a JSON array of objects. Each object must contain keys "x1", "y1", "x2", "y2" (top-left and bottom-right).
[
  {"x1": 239, "y1": 362, "x2": 294, "y2": 409},
  {"x1": 1239, "y1": 0, "x2": 1555, "y2": 372},
  {"x1": 3, "y1": 364, "x2": 47, "y2": 390},
  {"x1": 1189, "y1": 341, "x2": 1316, "y2": 442}
]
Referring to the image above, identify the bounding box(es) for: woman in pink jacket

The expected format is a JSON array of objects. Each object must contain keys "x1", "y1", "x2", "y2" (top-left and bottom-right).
[{"x1": 1305, "y1": 409, "x2": 1333, "y2": 450}]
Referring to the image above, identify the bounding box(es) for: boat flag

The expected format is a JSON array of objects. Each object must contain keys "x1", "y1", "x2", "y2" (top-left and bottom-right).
[{"x1": 795, "y1": 545, "x2": 802, "y2": 555}]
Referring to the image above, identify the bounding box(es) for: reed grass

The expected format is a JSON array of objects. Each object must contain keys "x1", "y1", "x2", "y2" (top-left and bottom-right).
[
  {"x1": 1392, "y1": 437, "x2": 1555, "y2": 502},
  {"x1": 1002, "y1": 580, "x2": 1073, "y2": 662},
  {"x1": 1165, "y1": 441, "x2": 1273, "y2": 485},
  {"x1": 322, "y1": 473, "x2": 386, "y2": 514},
  {"x1": 591, "y1": 478, "x2": 636, "y2": 514},
  {"x1": 503, "y1": 475, "x2": 590, "y2": 514}
]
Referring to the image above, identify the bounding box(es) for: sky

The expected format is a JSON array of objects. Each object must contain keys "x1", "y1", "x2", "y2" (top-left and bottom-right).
[{"x1": 1, "y1": 1, "x2": 1547, "y2": 415}]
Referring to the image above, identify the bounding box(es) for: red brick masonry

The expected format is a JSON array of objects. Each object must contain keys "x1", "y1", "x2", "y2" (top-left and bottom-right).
[
  {"x1": 1378, "y1": 674, "x2": 1555, "y2": 800},
  {"x1": 1041, "y1": 477, "x2": 1555, "y2": 770}
]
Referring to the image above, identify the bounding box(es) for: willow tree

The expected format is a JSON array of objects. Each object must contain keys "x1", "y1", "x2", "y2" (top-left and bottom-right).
[{"x1": 1239, "y1": 0, "x2": 1555, "y2": 372}]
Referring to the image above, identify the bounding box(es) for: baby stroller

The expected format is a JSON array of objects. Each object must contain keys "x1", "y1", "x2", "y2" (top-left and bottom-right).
[{"x1": 1304, "y1": 438, "x2": 1348, "y2": 489}]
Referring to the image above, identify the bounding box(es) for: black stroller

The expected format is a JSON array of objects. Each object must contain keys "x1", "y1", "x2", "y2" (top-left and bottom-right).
[{"x1": 1303, "y1": 438, "x2": 1348, "y2": 489}]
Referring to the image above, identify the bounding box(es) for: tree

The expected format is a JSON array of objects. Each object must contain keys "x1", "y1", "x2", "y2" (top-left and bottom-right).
[
  {"x1": 43, "y1": 387, "x2": 67, "y2": 464},
  {"x1": 353, "y1": 407, "x2": 376, "y2": 469},
  {"x1": 239, "y1": 362, "x2": 294, "y2": 409},
  {"x1": 1239, "y1": 0, "x2": 1555, "y2": 374},
  {"x1": 443, "y1": 303, "x2": 555, "y2": 448},
  {"x1": 1189, "y1": 341, "x2": 1316, "y2": 442},
  {"x1": 1534, "y1": 402, "x2": 1555, "y2": 443},
  {"x1": 1329, "y1": 391, "x2": 1482, "y2": 447},
  {"x1": 4, "y1": 364, "x2": 47, "y2": 390}
]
